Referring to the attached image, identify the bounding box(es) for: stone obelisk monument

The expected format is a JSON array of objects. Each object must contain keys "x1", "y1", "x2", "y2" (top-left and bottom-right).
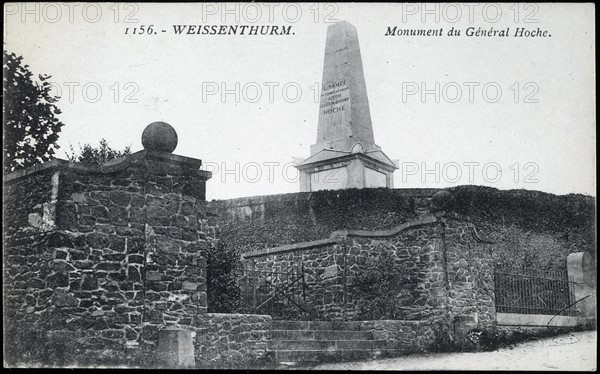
[{"x1": 296, "y1": 21, "x2": 397, "y2": 192}]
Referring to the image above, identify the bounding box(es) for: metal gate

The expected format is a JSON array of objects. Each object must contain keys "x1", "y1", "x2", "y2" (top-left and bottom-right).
[
  {"x1": 235, "y1": 262, "x2": 308, "y2": 318},
  {"x1": 494, "y1": 267, "x2": 578, "y2": 316}
]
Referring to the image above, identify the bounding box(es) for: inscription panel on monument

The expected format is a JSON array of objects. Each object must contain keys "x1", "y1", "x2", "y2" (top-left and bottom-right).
[{"x1": 320, "y1": 80, "x2": 350, "y2": 116}]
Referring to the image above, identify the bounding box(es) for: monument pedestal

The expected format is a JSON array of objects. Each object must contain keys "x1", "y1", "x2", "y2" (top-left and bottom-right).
[{"x1": 298, "y1": 151, "x2": 396, "y2": 192}]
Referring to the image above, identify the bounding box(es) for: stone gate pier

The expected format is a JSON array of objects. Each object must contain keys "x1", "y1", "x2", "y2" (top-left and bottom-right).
[{"x1": 5, "y1": 122, "x2": 232, "y2": 367}]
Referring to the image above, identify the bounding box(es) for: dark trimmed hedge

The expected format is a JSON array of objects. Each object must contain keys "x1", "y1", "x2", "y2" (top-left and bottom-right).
[
  {"x1": 445, "y1": 186, "x2": 596, "y2": 259},
  {"x1": 216, "y1": 188, "x2": 422, "y2": 254}
]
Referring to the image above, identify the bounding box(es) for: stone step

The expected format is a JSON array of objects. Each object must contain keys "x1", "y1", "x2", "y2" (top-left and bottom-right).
[
  {"x1": 271, "y1": 329, "x2": 373, "y2": 340},
  {"x1": 271, "y1": 320, "x2": 363, "y2": 331},
  {"x1": 273, "y1": 339, "x2": 388, "y2": 351},
  {"x1": 274, "y1": 349, "x2": 402, "y2": 363}
]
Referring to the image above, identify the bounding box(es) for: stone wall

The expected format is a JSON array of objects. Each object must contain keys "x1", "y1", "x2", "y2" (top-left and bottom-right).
[
  {"x1": 358, "y1": 320, "x2": 438, "y2": 352},
  {"x1": 242, "y1": 212, "x2": 496, "y2": 333},
  {"x1": 245, "y1": 243, "x2": 345, "y2": 320},
  {"x1": 4, "y1": 167, "x2": 64, "y2": 365},
  {"x1": 192, "y1": 313, "x2": 272, "y2": 368},
  {"x1": 217, "y1": 188, "x2": 449, "y2": 321},
  {"x1": 3, "y1": 148, "x2": 214, "y2": 367},
  {"x1": 442, "y1": 218, "x2": 496, "y2": 327},
  {"x1": 213, "y1": 186, "x2": 593, "y2": 324},
  {"x1": 340, "y1": 223, "x2": 447, "y2": 322}
]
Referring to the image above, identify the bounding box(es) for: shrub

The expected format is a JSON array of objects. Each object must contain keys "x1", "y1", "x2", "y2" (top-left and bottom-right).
[
  {"x1": 353, "y1": 247, "x2": 410, "y2": 320},
  {"x1": 430, "y1": 321, "x2": 457, "y2": 352},
  {"x1": 206, "y1": 242, "x2": 241, "y2": 313}
]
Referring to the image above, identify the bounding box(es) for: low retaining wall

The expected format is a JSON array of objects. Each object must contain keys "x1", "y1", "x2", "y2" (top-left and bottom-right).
[
  {"x1": 492, "y1": 324, "x2": 585, "y2": 350},
  {"x1": 496, "y1": 313, "x2": 581, "y2": 327},
  {"x1": 358, "y1": 320, "x2": 438, "y2": 353},
  {"x1": 193, "y1": 313, "x2": 272, "y2": 368},
  {"x1": 493, "y1": 252, "x2": 596, "y2": 330}
]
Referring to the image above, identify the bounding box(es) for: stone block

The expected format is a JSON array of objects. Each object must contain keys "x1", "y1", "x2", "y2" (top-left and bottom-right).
[
  {"x1": 567, "y1": 252, "x2": 596, "y2": 319},
  {"x1": 109, "y1": 190, "x2": 131, "y2": 206},
  {"x1": 28, "y1": 213, "x2": 43, "y2": 228},
  {"x1": 81, "y1": 275, "x2": 98, "y2": 290},
  {"x1": 47, "y1": 272, "x2": 70, "y2": 287},
  {"x1": 323, "y1": 264, "x2": 338, "y2": 279},
  {"x1": 95, "y1": 262, "x2": 121, "y2": 272},
  {"x1": 128, "y1": 266, "x2": 141, "y2": 282},
  {"x1": 155, "y1": 236, "x2": 181, "y2": 254},
  {"x1": 182, "y1": 281, "x2": 198, "y2": 290},
  {"x1": 156, "y1": 328, "x2": 195, "y2": 368},
  {"x1": 146, "y1": 272, "x2": 163, "y2": 281},
  {"x1": 52, "y1": 260, "x2": 76, "y2": 273},
  {"x1": 48, "y1": 232, "x2": 74, "y2": 248},
  {"x1": 53, "y1": 289, "x2": 79, "y2": 307},
  {"x1": 91, "y1": 205, "x2": 109, "y2": 218},
  {"x1": 86, "y1": 233, "x2": 109, "y2": 248}
]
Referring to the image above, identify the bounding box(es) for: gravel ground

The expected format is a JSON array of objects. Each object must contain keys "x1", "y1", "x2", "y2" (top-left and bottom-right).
[{"x1": 310, "y1": 330, "x2": 597, "y2": 371}]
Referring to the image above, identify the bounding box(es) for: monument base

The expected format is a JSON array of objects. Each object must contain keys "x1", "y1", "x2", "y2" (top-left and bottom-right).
[{"x1": 297, "y1": 152, "x2": 395, "y2": 192}]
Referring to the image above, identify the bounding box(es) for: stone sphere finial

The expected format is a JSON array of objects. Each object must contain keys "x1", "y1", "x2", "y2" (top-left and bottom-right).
[{"x1": 142, "y1": 121, "x2": 178, "y2": 153}]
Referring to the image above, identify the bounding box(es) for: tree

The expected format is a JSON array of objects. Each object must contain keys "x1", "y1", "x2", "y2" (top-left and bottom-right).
[
  {"x1": 3, "y1": 50, "x2": 65, "y2": 173},
  {"x1": 66, "y1": 138, "x2": 131, "y2": 165}
]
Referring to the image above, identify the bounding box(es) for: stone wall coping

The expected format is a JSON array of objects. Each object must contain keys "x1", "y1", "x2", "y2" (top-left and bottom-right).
[
  {"x1": 243, "y1": 213, "x2": 443, "y2": 259},
  {"x1": 496, "y1": 312, "x2": 581, "y2": 327},
  {"x1": 358, "y1": 320, "x2": 431, "y2": 323},
  {"x1": 242, "y1": 238, "x2": 338, "y2": 259},
  {"x1": 3, "y1": 149, "x2": 211, "y2": 183},
  {"x1": 204, "y1": 313, "x2": 272, "y2": 319},
  {"x1": 242, "y1": 211, "x2": 495, "y2": 259},
  {"x1": 211, "y1": 188, "x2": 442, "y2": 207},
  {"x1": 330, "y1": 214, "x2": 441, "y2": 239}
]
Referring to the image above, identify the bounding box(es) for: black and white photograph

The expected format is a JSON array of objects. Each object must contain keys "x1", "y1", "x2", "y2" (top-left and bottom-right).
[{"x1": 3, "y1": 2, "x2": 596, "y2": 370}]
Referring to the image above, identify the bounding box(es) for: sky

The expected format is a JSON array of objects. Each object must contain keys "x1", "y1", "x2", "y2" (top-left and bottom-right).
[{"x1": 3, "y1": 3, "x2": 596, "y2": 200}]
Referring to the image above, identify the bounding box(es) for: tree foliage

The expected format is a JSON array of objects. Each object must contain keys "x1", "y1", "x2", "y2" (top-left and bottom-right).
[
  {"x1": 66, "y1": 138, "x2": 131, "y2": 165},
  {"x1": 3, "y1": 50, "x2": 65, "y2": 172}
]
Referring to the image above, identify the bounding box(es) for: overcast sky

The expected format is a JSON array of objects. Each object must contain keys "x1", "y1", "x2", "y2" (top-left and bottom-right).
[{"x1": 4, "y1": 3, "x2": 595, "y2": 200}]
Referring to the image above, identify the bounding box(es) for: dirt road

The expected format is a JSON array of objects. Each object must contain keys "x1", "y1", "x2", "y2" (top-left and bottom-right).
[{"x1": 311, "y1": 330, "x2": 597, "y2": 371}]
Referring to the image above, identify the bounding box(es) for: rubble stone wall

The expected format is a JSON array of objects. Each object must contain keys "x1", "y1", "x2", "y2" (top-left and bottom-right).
[
  {"x1": 358, "y1": 320, "x2": 438, "y2": 352},
  {"x1": 244, "y1": 215, "x2": 496, "y2": 330},
  {"x1": 3, "y1": 151, "x2": 213, "y2": 367},
  {"x1": 192, "y1": 313, "x2": 272, "y2": 368}
]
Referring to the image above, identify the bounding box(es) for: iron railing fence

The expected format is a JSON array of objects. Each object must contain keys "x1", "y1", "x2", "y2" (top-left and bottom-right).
[
  {"x1": 234, "y1": 263, "x2": 307, "y2": 318},
  {"x1": 494, "y1": 266, "x2": 578, "y2": 316}
]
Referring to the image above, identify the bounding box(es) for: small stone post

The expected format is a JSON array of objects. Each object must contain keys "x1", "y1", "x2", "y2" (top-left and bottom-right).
[
  {"x1": 567, "y1": 252, "x2": 596, "y2": 322},
  {"x1": 155, "y1": 328, "x2": 196, "y2": 368}
]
